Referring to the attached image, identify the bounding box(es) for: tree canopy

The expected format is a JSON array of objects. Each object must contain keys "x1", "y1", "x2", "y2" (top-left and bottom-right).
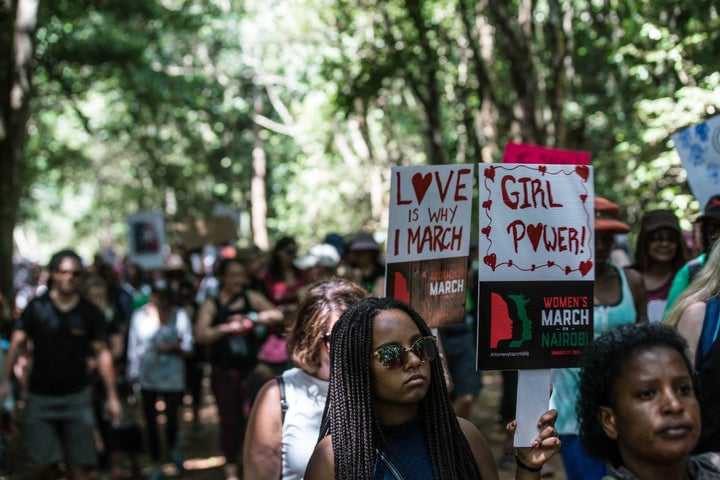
[{"x1": 1, "y1": 0, "x2": 719, "y2": 303}]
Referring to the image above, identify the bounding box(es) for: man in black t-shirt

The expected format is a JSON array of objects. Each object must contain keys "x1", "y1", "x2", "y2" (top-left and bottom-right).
[{"x1": 0, "y1": 249, "x2": 121, "y2": 480}]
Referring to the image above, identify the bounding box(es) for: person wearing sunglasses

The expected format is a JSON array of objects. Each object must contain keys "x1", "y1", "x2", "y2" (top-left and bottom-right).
[
  {"x1": 631, "y1": 209, "x2": 689, "y2": 324},
  {"x1": 0, "y1": 249, "x2": 122, "y2": 480},
  {"x1": 305, "y1": 297, "x2": 560, "y2": 480},
  {"x1": 243, "y1": 279, "x2": 368, "y2": 480}
]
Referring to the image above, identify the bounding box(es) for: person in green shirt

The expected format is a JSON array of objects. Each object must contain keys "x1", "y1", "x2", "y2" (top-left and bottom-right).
[{"x1": 664, "y1": 194, "x2": 720, "y2": 317}]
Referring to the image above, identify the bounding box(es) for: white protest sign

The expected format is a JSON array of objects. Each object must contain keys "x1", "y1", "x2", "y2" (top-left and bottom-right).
[
  {"x1": 478, "y1": 164, "x2": 594, "y2": 282},
  {"x1": 387, "y1": 165, "x2": 474, "y2": 262},
  {"x1": 476, "y1": 163, "x2": 595, "y2": 446},
  {"x1": 672, "y1": 114, "x2": 720, "y2": 210},
  {"x1": 386, "y1": 164, "x2": 474, "y2": 328},
  {"x1": 127, "y1": 210, "x2": 167, "y2": 271}
]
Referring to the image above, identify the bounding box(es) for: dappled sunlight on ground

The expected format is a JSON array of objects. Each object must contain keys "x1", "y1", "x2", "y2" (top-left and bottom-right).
[{"x1": 2, "y1": 370, "x2": 565, "y2": 479}]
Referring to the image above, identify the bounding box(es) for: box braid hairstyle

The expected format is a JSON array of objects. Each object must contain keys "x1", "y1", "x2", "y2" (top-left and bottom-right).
[
  {"x1": 577, "y1": 323, "x2": 695, "y2": 467},
  {"x1": 317, "y1": 296, "x2": 481, "y2": 479}
]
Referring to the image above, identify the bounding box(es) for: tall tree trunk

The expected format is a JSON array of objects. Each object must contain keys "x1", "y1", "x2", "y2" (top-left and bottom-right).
[
  {"x1": 251, "y1": 82, "x2": 269, "y2": 250},
  {"x1": 547, "y1": 0, "x2": 574, "y2": 147},
  {"x1": 487, "y1": 0, "x2": 544, "y2": 145},
  {"x1": 405, "y1": 0, "x2": 446, "y2": 165},
  {"x1": 0, "y1": 0, "x2": 37, "y2": 319},
  {"x1": 355, "y1": 99, "x2": 384, "y2": 227},
  {"x1": 459, "y1": 0, "x2": 499, "y2": 163}
]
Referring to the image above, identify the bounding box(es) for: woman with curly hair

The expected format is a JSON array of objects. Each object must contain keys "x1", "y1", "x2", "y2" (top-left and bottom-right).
[
  {"x1": 550, "y1": 197, "x2": 647, "y2": 480},
  {"x1": 577, "y1": 323, "x2": 720, "y2": 478},
  {"x1": 305, "y1": 297, "x2": 560, "y2": 479},
  {"x1": 243, "y1": 278, "x2": 368, "y2": 480}
]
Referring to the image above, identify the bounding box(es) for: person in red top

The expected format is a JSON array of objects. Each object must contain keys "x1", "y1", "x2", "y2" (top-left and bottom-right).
[
  {"x1": 260, "y1": 236, "x2": 309, "y2": 374},
  {"x1": 632, "y1": 209, "x2": 689, "y2": 323}
]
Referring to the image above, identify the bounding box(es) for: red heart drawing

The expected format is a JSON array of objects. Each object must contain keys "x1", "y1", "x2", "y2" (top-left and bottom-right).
[
  {"x1": 575, "y1": 165, "x2": 589, "y2": 181},
  {"x1": 539, "y1": 165, "x2": 547, "y2": 175},
  {"x1": 482, "y1": 200, "x2": 492, "y2": 210},
  {"x1": 526, "y1": 223, "x2": 543, "y2": 251},
  {"x1": 412, "y1": 173, "x2": 432, "y2": 204},
  {"x1": 565, "y1": 266, "x2": 571, "y2": 275},
  {"x1": 547, "y1": 260, "x2": 555, "y2": 267},
  {"x1": 483, "y1": 254, "x2": 497, "y2": 270},
  {"x1": 481, "y1": 226, "x2": 491, "y2": 237},
  {"x1": 531, "y1": 264, "x2": 536, "y2": 271},
  {"x1": 579, "y1": 260, "x2": 593, "y2": 276},
  {"x1": 484, "y1": 166, "x2": 496, "y2": 181},
  {"x1": 580, "y1": 194, "x2": 587, "y2": 203},
  {"x1": 508, "y1": 259, "x2": 513, "y2": 267}
]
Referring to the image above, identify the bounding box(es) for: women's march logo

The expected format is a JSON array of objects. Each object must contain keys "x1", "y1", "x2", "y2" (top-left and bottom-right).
[{"x1": 490, "y1": 292, "x2": 532, "y2": 349}]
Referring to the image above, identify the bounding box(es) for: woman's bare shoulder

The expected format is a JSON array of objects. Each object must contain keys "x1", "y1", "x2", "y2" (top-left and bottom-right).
[{"x1": 304, "y1": 435, "x2": 335, "y2": 480}]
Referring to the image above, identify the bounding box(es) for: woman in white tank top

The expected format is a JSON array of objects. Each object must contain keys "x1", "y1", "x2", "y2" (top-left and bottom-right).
[{"x1": 242, "y1": 279, "x2": 368, "y2": 480}]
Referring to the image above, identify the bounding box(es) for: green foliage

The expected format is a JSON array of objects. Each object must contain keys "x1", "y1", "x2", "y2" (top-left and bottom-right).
[{"x1": 13, "y1": 0, "x2": 720, "y2": 260}]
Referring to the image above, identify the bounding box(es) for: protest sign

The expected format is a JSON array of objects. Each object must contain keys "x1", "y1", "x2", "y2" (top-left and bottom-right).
[
  {"x1": 127, "y1": 211, "x2": 166, "y2": 270},
  {"x1": 502, "y1": 142, "x2": 592, "y2": 165},
  {"x1": 672, "y1": 114, "x2": 720, "y2": 210},
  {"x1": 476, "y1": 163, "x2": 594, "y2": 370},
  {"x1": 169, "y1": 216, "x2": 238, "y2": 250},
  {"x1": 385, "y1": 164, "x2": 474, "y2": 328}
]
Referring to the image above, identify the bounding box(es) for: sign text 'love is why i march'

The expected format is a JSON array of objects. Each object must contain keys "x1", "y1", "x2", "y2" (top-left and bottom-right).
[{"x1": 385, "y1": 164, "x2": 474, "y2": 328}]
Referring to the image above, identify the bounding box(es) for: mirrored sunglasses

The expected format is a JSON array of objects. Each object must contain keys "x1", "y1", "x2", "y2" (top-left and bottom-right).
[{"x1": 373, "y1": 336, "x2": 437, "y2": 370}]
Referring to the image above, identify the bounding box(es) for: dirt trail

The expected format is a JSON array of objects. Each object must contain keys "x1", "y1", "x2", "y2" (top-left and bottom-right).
[{"x1": 2, "y1": 371, "x2": 566, "y2": 479}]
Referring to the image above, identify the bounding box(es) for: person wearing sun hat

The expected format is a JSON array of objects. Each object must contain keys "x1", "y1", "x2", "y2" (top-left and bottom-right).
[
  {"x1": 631, "y1": 209, "x2": 690, "y2": 323},
  {"x1": 549, "y1": 197, "x2": 647, "y2": 480},
  {"x1": 663, "y1": 194, "x2": 720, "y2": 317}
]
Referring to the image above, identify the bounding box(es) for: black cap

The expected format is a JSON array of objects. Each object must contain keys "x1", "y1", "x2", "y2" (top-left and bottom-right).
[{"x1": 640, "y1": 209, "x2": 680, "y2": 233}]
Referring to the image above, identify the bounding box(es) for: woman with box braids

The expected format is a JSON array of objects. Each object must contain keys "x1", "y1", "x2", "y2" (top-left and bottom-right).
[{"x1": 305, "y1": 297, "x2": 560, "y2": 480}]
